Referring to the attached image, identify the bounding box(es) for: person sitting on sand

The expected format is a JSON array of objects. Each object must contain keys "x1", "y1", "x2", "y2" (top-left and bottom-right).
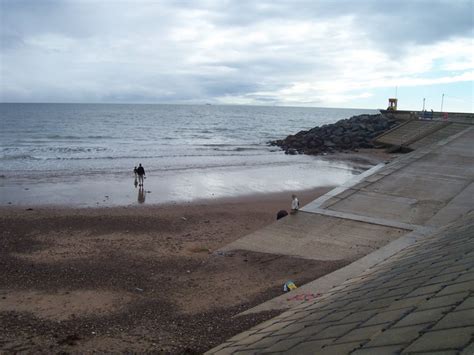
[
  {"x1": 291, "y1": 194, "x2": 299, "y2": 214},
  {"x1": 136, "y1": 163, "x2": 145, "y2": 186}
]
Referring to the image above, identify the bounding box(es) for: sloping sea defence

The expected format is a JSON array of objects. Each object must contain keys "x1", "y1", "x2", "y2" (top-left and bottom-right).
[{"x1": 269, "y1": 113, "x2": 399, "y2": 155}]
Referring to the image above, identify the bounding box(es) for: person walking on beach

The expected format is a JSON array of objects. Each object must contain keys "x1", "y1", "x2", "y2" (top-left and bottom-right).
[
  {"x1": 136, "y1": 163, "x2": 145, "y2": 186},
  {"x1": 291, "y1": 194, "x2": 299, "y2": 214}
]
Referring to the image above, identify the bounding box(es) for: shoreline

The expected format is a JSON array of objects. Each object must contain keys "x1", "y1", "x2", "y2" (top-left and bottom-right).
[
  {"x1": 0, "y1": 186, "x2": 338, "y2": 213},
  {"x1": 0, "y1": 148, "x2": 396, "y2": 208}
]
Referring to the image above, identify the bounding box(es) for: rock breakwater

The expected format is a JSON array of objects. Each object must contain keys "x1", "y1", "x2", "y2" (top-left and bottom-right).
[{"x1": 270, "y1": 114, "x2": 398, "y2": 155}]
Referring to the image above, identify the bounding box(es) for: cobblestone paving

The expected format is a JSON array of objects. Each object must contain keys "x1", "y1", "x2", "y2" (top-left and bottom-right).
[{"x1": 207, "y1": 214, "x2": 474, "y2": 354}]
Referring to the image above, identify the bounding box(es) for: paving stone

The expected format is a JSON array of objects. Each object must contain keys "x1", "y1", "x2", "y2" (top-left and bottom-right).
[
  {"x1": 300, "y1": 309, "x2": 333, "y2": 322},
  {"x1": 366, "y1": 287, "x2": 393, "y2": 298},
  {"x1": 416, "y1": 292, "x2": 469, "y2": 310},
  {"x1": 424, "y1": 272, "x2": 461, "y2": 285},
  {"x1": 333, "y1": 323, "x2": 388, "y2": 343},
  {"x1": 243, "y1": 335, "x2": 288, "y2": 350},
  {"x1": 259, "y1": 336, "x2": 308, "y2": 353},
  {"x1": 321, "y1": 310, "x2": 354, "y2": 322},
  {"x1": 436, "y1": 280, "x2": 474, "y2": 296},
  {"x1": 281, "y1": 311, "x2": 311, "y2": 322},
  {"x1": 319, "y1": 299, "x2": 354, "y2": 311},
  {"x1": 247, "y1": 319, "x2": 280, "y2": 332},
  {"x1": 386, "y1": 295, "x2": 428, "y2": 311},
  {"x1": 454, "y1": 253, "x2": 474, "y2": 263},
  {"x1": 292, "y1": 323, "x2": 334, "y2": 338},
  {"x1": 318, "y1": 341, "x2": 363, "y2": 354},
  {"x1": 384, "y1": 283, "x2": 417, "y2": 294},
  {"x1": 404, "y1": 283, "x2": 445, "y2": 298},
  {"x1": 404, "y1": 351, "x2": 458, "y2": 355},
  {"x1": 365, "y1": 324, "x2": 427, "y2": 347},
  {"x1": 391, "y1": 276, "x2": 431, "y2": 289},
  {"x1": 393, "y1": 306, "x2": 450, "y2": 327},
  {"x1": 351, "y1": 345, "x2": 405, "y2": 355},
  {"x1": 353, "y1": 281, "x2": 386, "y2": 293},
  {"x1": 460, "y1": 342, "x2": 474, "y2": 355},
  {"x1": 402, "y1": 327, "x2": 474, "y2": 353},
  {"x1": 455, "y1": 296, "x2": 474, "y2": 310},
  {"x1": 227, "y1": 330, "x2": 259, "y2": 343},
  {"x1": 380, "y1": 286, "x2": 419, "y2": 299},
  {"x1": 304, "y1": 299, "x2": 332, "y2": 311},
  {"x1": 288, "y1": 338, "x2": 336, "y2": 354},
  {"x1": 454, "y1": 270, "x2": 474, "y2": 283},
  {"x1": 341, "y1": 310, "x2": 379, "y2": 324},
  {"x1": 339, "y1": 289, "x2": 371, "y2": 301},
  {"x1": 438, "y1": 265, "x2": 471, "y2": 276},
  {"x1": 255, "y1": 320, "x2": 294, "y2": 334},
  {"x1": 270, "y1": 321, "x2": 308, "y2": 336},
  {"x1": 414, "y1": 267, "x2": 449, "y2": 278},
  {"x1": 311, "y1": 323, "x2": 359, "y2": 340},
  {"x1": 343, "y1": 298, "x2": 375, "y2": 310},
  {"x1": 377, "y1": 279, "x2": 405, "y2": 289},
  {"x1": 292, "y1": 300, "x2": 317, "y2": 310},
  {"x1": 432, "y1": 309, "x2": 474, "y2": 329},
  {"x1": 362, "y1": 307, "x2": 414, "y2": 326},
  {"x1": 229, "y1": 332, "x2": 271, "y2": 347},
  {"x1": 364, "y1": 296, "x2": 405, "y2": 310},
  {"x1": 271, "y1": 309, "x2": 300, "y2": 321},
  {"x1": 430, "y1": 258, "x2": 460, "y2": 269}
]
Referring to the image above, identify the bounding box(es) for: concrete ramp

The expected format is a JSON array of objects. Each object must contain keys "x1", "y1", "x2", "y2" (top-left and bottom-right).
[
  {"x1": 219, "y1": 212, "x2": 408, "y2": 261},
  {"x1": 217, "y1": 125, "x2": 473, "y2": 313},
  {"x1": 203, "y1": 121, "x2": 474, "y2": 355},
  {"x1": 219, "y1": 126, "x2": 473, "y2": 264}
]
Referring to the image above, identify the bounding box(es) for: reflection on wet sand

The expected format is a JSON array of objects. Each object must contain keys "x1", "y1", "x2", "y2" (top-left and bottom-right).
[
  {"x1": 0, "y1": 159, "x2": 361, "y2": 207},
  {"x1": 138, "y1": 186, "x2": 146, "y2": 204}
]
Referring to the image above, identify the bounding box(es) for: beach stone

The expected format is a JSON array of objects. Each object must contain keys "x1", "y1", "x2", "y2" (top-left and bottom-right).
[{"x1": 276, "y1": 210, "x2": 288, "y2": 220}]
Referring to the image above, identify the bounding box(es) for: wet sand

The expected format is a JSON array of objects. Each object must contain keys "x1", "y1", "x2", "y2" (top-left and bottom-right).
[{"x1": 0, "y1": 149, "x2": 394, "y2": 208}]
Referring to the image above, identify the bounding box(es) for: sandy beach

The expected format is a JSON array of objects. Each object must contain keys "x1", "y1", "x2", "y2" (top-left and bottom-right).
[{"x1": 1, "y1": 187, "x2": 355, "y2": 353}]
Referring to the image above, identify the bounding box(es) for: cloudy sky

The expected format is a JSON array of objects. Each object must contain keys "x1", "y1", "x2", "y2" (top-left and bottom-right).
[{"x1": 1, "y1": 0, "x2": 473, "y2": 111}]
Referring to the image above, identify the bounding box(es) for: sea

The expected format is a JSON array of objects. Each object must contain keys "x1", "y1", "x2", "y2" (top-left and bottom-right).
[{"x1": 0, "y1": 103, "x2": 377, "y2": 206}]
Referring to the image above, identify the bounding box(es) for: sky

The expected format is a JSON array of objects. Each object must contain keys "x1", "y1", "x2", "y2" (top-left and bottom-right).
[{"x1": 0, "y1": 0, "x2": 473, "y2": 112}]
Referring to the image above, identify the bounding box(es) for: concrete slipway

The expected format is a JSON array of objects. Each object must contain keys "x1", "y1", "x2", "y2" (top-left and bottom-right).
[{"x1": 208, "y1": 120, "x2": 474, "y2": 354}]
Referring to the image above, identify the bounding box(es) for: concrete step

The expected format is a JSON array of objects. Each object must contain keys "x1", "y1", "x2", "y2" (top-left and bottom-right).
[{"x1": 375, "y1": 120, "x2": 447, "y2": 147}]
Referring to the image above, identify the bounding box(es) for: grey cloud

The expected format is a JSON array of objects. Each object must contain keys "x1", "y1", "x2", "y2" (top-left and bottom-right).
[
  {"x1": 205, "y1": 1, "x2": 473, "y2": 46},
  {"x1": 1, "y1": 0, "x2": 472, "y2": 104}
]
